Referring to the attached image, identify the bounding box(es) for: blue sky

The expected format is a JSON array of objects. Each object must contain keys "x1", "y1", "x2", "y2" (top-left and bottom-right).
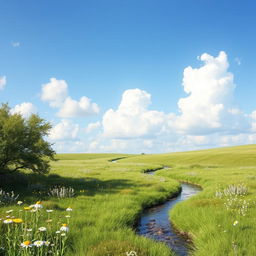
[{"x1": 1, "y1": 1, "x2": 256, "y2": 153}]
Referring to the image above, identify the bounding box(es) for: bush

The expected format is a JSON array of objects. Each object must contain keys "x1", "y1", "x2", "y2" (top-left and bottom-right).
[
  {"x1": 48, "y1": 186, "x2": 75, "y2": 198},
  {"x1": 0, "y1": 188, "x2": 19, "y2": 205}
]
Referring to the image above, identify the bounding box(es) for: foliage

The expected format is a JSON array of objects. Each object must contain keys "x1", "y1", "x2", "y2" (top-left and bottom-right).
[
  {"x1": 48, "y1": 186, "x2": 75, "y2": 198},
  {"x1": 0, "y1": 103, "x2": 55, "y2": 174},
  {"x1": 0, "y1": 189, "x2": 19, "y2": 205}
]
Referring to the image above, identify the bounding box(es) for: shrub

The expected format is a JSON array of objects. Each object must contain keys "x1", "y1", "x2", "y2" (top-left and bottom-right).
[
  {"x1": 0, "y1": 188, "x2": 19, "y2": 205},
  {"x1": 48, "y1": 186, "x2": 75, "y2": 198}
]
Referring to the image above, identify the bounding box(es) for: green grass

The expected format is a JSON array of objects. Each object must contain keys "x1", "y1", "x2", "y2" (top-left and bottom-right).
[
  {"x1": 122, "y1": 144, "x2": 256, "y2": 255},
  {"x1": 0, "y1": 154, "x2": 180, "y2": 256},
  {"x1": 1, "y1": 145, "x2": 256, "y2": 255}
]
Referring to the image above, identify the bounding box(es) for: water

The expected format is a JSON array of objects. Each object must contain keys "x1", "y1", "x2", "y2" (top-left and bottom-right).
[{"x1": 137, "y1": 180, "x2": 201, "y2": 256}]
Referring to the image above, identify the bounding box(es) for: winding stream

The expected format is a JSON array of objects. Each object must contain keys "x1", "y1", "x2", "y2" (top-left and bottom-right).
[{"x1": 137, "y1": 171, "x2": 201, "y2": 256}]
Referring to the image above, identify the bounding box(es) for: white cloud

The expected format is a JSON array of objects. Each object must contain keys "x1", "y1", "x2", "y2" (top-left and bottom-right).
[
  {"x1": 85, "y1": 121, "x2": 101, "y2": 133},
  {"x1": 175, "y1": 51, "x2": 249, "y2": 134},
  {"x1": 48, "y1": 119, "x2": 79, "y2": 141},
  {"x1": 11, "y1": 42, "x2": 20, "y2": 47},
  {"x1": 0, "y1": 76, "x2": 6, "y2": 90},
  {"x1": 49, "y1": 51, "x2": 256, "y2": 153},
  {"x1": 11, "y1": 102, "x2": 37, "y2": 118},
  {"x1": 251, "y1": 111, "x2": 256, "y2": 132},
  {"x1": 41, "y1": 78, "x2": 68, "y2": 107},
  {"x1": 41, "y1": 78, "x2": 99, "y2": 118},
  {"x1": 102, "y1": 88, "x2": 172, "y2": 138},
  {"x1": 58, "y1": 96, "x2": 99, "y2": 118}
]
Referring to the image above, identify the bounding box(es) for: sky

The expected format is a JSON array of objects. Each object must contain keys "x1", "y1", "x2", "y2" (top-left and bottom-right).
[{"x1": 1, "y1": 0, "x2": 256, "y2": 153}]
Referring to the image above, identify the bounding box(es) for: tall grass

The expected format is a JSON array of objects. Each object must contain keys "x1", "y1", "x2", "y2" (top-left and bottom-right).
[
  {"x1": 123, "y1": 144, "x2": 256, "y2": 255},
  {"x1": 0, "y1": 154, "x2": 179, "y2": 256}
]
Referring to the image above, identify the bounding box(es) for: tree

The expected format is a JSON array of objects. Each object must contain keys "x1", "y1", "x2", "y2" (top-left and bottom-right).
[{"x1": 0, "y1": 103, "x2": 55, "y2": 174}]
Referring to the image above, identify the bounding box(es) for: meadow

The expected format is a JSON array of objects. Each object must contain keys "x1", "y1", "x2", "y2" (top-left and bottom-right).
[{"x1": 0, "y1": 145, "x2": 256, "y2": 255}]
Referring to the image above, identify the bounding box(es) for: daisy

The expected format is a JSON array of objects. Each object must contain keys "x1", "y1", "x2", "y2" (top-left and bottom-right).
[
  {"x1": 3, "y1": 219, "x2": 13, "y2": 224},
  {"x1": 34, "y1": 201, "x2": 43, "y2": 209},
  {"x1": 33, "y1": 240, "x2": 44, "y2": 247},
  {"x1": 38, "y1": 227, "x2": 47, "y2": 232},
  {"x1": 44, "y1": 241, "x2": 50, "y2": 246},
  {"x1": 66, "y1": 207, "x2": 72, "y2": 212},
  {"x1": 60, "y1": 224, "x2": 69, "y2": 232},
  {"x1": 21, "y1": 240, "x2": 32, "y2": 248},
  {"x1": 46, "y1": 209, "x2": 53, "y2": 213},
  {"x1": 233, "y1": 220, "x2": 238, "y2": 226},
  {"x1": 17, "y1": 201, "x2": 23, "y2": 205}
]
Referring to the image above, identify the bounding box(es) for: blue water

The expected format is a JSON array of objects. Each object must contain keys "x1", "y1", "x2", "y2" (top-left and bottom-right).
[{"x1": 137, "y1": 182, "x2": 201, "y2": 256}]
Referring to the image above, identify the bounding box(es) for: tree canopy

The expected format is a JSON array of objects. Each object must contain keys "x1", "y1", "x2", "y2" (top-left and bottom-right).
[{"x1": 0, "y1": 103, "x2": 55, "y2": 174}]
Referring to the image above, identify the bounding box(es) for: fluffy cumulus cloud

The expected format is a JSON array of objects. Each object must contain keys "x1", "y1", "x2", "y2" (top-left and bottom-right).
[
  {"x1": 41, "y1": 78, "x2": 68, "y2": 107},
  {"x1": 102, "y1": 89, "x2": 172, "y2": 138},
  {"x1": 0, "y1": 76, "x2": 6, "y2": 90},
  {"x1": 49, "y1": 51, "x2": 256, "y2": 153},
  {"x1": 58, "y1": 96, "x2": 99, "y2": 118},
  {"x1": 175, "y1": 51, "x2": 249, "y2": 134},
  {"x1": 48, "y1": 119, "x2": 79, "y2": 141},
  {"x1": 11, "y1": 102, "x2": 37, "y2": 118},
  {"x1": 41, "y1": 78, "x2": 99, "y2": 117},
  {"x1": 85, "y1": 121, "x2": 101, "y2": 133}
]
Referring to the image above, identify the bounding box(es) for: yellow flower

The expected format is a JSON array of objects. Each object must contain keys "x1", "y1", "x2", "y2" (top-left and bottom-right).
[
  {"x1": 13, "y1": 218, "x2": 23, "y2": 223},
  {"x1": 24, "y1": 207, "x2": 32, "y2": 211},
  {"x1": 21, "y1": 240, "x2": 31, "y2": 248},
  {"x1": 36, "y1": 201, "x2": 41, "y2": 204}
]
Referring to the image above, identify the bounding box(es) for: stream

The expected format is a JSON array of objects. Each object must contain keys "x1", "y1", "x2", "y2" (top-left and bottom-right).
[{"x1": 137, "y1": 171, "x2": 201, "y2": 256}]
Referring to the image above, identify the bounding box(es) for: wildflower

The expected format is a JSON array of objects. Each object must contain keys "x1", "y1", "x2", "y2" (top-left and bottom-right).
[
  {"x1": 38, "y1": 227, "x2": 47, "y2": 232},
  {"x1": 3, "y1": 219, "x2": 13, "y2": 224},
  {"x1": 60, "y1": 223, "x2": 69, "y2": 232},
  {"x1": 56, "y1": 231, "x2": 61, "y2": 234},
  {"x1": 61, "y1": 233, "x2": 66, "y2": 236},
  {"x1": 34, "y1": 201, "x2": 43, "y2": 209},
  {"x1": 46, "y1": 209, "x2": 53, "y2": 213},
  {"x1": 65, "y1": 215, "x2": 71, "y2": 218},
  {"x1": 21, "y1": 240, "x2": 32, "y2": 248},
  {"x1": 24, "y1": 207, "x2": 32, "y2": 211},
  {"x1": 233, "y1": 220, "x2": 239, "y2": 226},
  {"x1": 34, "y1": 241, "x2": 44, "y2": 247},
  {"x1": 66, "y1": 207, "x2": 72, "y2": 212},
  {"x1": 13, "y1": 218, "x2": 23, "y2": 223},
  {"x1": 27, "y1": 228, "x2": 33, "y2": 232},
  {"x1": 17, "y1": 201, "x2": 23, "y2": 205},
  {"x1": 44, "y1": 241, "x2": 50, "y2": 246},
  {"x1": 6, "y1": 210, "x2": 13, "y2": 214}
]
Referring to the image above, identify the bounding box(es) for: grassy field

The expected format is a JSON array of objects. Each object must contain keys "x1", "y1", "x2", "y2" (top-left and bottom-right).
[
  {"x1": 0, "y1": 154, "x2": 180, "y2": 256},
  {"x1": 1, "y1": 145, "x2": 256, "y2": 255},
  {"x1": 122, "y1": 144, "x2": 256, "y2": 255}
]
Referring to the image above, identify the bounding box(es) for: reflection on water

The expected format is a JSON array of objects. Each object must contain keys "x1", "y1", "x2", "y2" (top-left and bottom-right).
[{"x1": 137, "y1": 183, "x2": 201, "y2": 256}]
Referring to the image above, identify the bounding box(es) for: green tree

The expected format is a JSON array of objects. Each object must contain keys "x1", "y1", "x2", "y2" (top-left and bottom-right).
[{"x1": 0, "y1": 103, "x2": 55, "y2": 174}]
